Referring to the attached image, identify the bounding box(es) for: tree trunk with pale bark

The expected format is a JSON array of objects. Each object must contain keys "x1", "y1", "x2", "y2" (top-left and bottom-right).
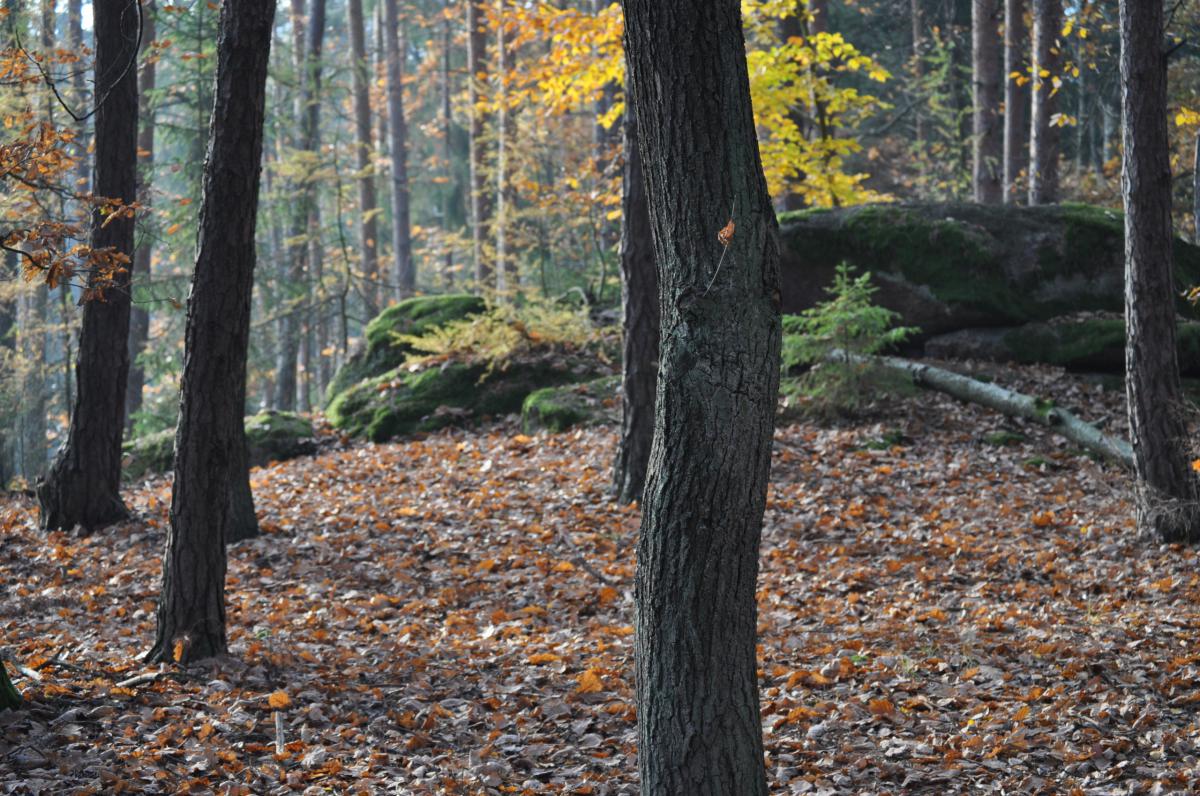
[
  {"x1": 1028, "y1": 0, "x2": 1061, "y2": 205},
  {"x1": 1002, "y1": 0, "x2": 1027, "y2": 203},
  {"x1": 972, "y1": 0, "x2": 1003, "y2": 203},
  {"x1": 127, "y1": 0, "x2": 156, "y2": 434},
  {"x1": 348, "y1": 0, "x2": 380, "y2": 315}
]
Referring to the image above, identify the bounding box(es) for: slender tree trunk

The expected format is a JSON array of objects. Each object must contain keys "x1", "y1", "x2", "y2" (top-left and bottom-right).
[
  {"x1": 19, "y1": 288, "x2": 47, "y2": 482},
  {"x1": 67, "y1": 0, "x2": 89, "y2": 195},
  {"x1": 383, "y1": 0, "x2": 413, "y2": 298},
  {"x1": 1120, "y1": 0, "x2": 1200, "y2": 543},
  {"x1": 348, "y1": 0, "x2": 380, "y2": 316},
  {"x1": 1028, "y1": 0, "x2": 1061, "y2": 205},
  {"x1": 467, "y1": 0, "x2": 492, "y2": 288},
  {"x1": 612, "y1": 106, "x2": 657, "y2": 506},
  {"x1": 912, "y1": 0, "x2": 926, "y2": 167},
  {"x1": 778, "y1": 9, "x2": 807, "y2": 212},
  {"x1": 495, "y1": 0, "x2": 513, "y2": 293},
  {"x1": 622, "y1": 0, "x2": 781, "y2": 791},
  {"x1": 37, "y1": 0, "x2": 138, "y2": 533},
  {"x1": 305, "y1": 0, "x2": 328, "y2": 398},
  {"x1": 441, "y1": 11, "x2": 454, "y2": 287},
  {"x1": 1002, "y1": 0, "x2": 1027, "y2": 203},
  {"x1": 127, "y1": 0, "x2": 157, "y2": 434},
  {"x1": 148, "y1": 0, "x2": 276, "y2": 664},
  {"x1": 972, "y1": 0, "x2": 1003, "y2": 203},
  {"x1": 1193, "y1": 132, "x2": 1199, "y2": 245}
]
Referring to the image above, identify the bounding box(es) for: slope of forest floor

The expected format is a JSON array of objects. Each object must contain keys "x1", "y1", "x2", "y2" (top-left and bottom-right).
[{"x1": 3, "y1": 362, "x2": 1200, "y2": 795}]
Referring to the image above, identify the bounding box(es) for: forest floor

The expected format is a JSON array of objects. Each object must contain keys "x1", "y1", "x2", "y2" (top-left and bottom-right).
[{"x1": 2, "y1": 361, "x2": 1200, "y2": 795}]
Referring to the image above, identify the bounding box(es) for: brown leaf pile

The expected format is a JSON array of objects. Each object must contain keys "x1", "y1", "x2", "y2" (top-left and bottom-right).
[{"x1": 2, "y1": 362, "x2": 1199, "y2": 795}]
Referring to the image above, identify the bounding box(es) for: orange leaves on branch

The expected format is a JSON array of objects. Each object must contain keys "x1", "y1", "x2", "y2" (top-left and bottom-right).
[{"x1": 717, "y1": 218, "x2": 735, "y2": 247}]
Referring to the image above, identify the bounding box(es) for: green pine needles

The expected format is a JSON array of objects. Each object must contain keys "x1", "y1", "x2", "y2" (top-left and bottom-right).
[{"x1": 782, "y1": 263, "x2": 919, "y2": 417}]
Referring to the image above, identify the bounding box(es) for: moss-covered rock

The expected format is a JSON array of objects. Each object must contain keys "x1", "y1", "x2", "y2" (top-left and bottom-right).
[
  {"x1": 122, "y1": 410, "x2": 316, "y2": 480},
  {"x1": 324, "y1": 294, "x2": 486, "y2": 405},
  {"x1": 1001, "y1": 318, "x2": 1200, "y2": 375},
  {"x1": 779, "y1": 203, "x2": 1200, "y2": 337},
  {"x1": 521, "y1": 375, "x2": 621, "y2": 433},
  {"x1": 328, "y1": 357, "x2": 601, "y2": 442}
]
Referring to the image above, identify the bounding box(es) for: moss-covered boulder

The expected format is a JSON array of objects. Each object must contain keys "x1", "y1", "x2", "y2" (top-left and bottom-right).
[
  {"x1": 779, "y1": 203, "x2": 1200, "y2": 336},
  {"x1": 924, "y1": 317, "x2": 1200, "y2": 375},
  {"x1": 122, "y1": 410, "x2": 316, "y2": 480},
  {"x1": 324, "y1": 294, "x2": 486, "y2": 405},
  {"x1": 521, "y1": 375, "x2": 621, "y2": 433},
  {"x1": 328, "y1": 357, "x2": 601, "y2": 442}
]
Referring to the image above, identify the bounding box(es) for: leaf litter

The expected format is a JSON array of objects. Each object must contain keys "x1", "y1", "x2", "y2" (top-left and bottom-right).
[{"x1": 1, "y1": 361, "x2": 1199, "y2": 794}]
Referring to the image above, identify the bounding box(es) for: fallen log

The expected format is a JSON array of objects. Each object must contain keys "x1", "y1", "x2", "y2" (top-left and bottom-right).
[{"x1": 833, "y1": 351, "x2": 1134, "y2": 468}]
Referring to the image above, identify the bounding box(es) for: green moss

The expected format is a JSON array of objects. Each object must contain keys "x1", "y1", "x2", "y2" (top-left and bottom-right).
[
  {"x1": 1002, "y1": 319, "x2": 1200, "y2": 374},
  {"x1": 122, "y1": 410, "x2": 315, "y2": 480},
  {"x1": 521, "y1": 375, "x2": 620, "y2": 433},
  {"x1": 324, "y1": 294, "x2": 485, "y2": 405},
  {"x1": 984, "y1": 430, "x2": 1025, "y2": 446},
  {"x1": 328, "y1": 358, "x2": 598, "y2": 442}
]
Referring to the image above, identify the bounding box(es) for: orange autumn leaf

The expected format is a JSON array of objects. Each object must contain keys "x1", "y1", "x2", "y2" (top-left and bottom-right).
[
  {"x1": 868, "y1": 698, "x2": 895, "y2": 716},
  {"x1": 577, "y1": 669, "x2": 604, "y2": 694},
  {"x1": 528, "y1": 653, "x2": 561, "y2": 665},
  {"x1": 717, "y1": 218, "x2": 735, "y2": 246},
  {"x1": 267, "y1": 690, "x2": 291, "y2": 709}
]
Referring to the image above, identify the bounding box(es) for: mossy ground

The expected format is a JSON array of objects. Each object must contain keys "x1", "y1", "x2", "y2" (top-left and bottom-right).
[
  {"x1": 1003, "y1": 319, "x2": 1200, "y2": 374},
  {"x1": 122, "y1": 410, "x2": 314, "y2": 480},
  {"x1": 327, "y1": 358, "x2": 598, "y2": 442},
  {"x1": 324, "y1": 294, "x2": 485, "y2": 405},
  {"x1": 521, "y1": 376, "x2": 620, "y2": 433}
]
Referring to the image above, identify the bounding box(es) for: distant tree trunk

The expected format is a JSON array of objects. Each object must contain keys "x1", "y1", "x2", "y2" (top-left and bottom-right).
[
  {"x1": 912, "y1": 0, "x2": 926, "y2": 163},
  {"x1": 348, "y1": 0, "x2": 380, "y2": 316},
  {"x1": 972, "y1": 0, "x2": 1003, "y2": 203},
  {"x1": 623, "y1": 0, "x2": 781, "y2": 791},
  {"x1": 148, "y1": 0, "x2": 275, "y2": 664},
  {"x1": 1002, "y1": 0, "x2": 1027, "y2": 203},
  {"x1": 37, "y1": 0, "x2": 138, "y2": 533},
  {"x1": 612, "y1": 106, "x2": 657, "y2": 506},
  {"x1": 1193, "y1": 132, "x2": 1199, "y2": 244},
  {"x1": 1120, "y1": 0, "x2": 1200, "y2": 543},
  {"x1": 67, "y1": 0, "x2": 89, "y2": 194},
  {"x1": 305, "y1": 0, "x2": 328, "y2": 398},
  {"x1": 494, "y1": 0, "x2": 514, "y2": 293},
  {"x1": 383, "y1": 0, "x2": 413, "y2": 298},
  {"x1": 441, "y1": 12, "x2": 454, "y2": 287},
  {"x1": 127, "y1": 0, "x2": 157, "y2": 434},
  {"x1": 778, "y1": 9, "x2": 807, "y2": 212},
  {"x1": 0, "y1": 254, "x2": 15, "y2": 487},
  {"x1": 1028, "y1": 0, "x2": 1061, "y2": 205},
  {"x1": 274, "y1": 0, "x2": 307, "y2": 412},
  {"x1": 809, "y1": 0, "x2": 828, "y2": 33},
  {"x1": 467, "y1": 0, "x2": 492, "y2": 288},
  {"x1": 19, "y1": 287, "x2": 47, "y2": 482}
]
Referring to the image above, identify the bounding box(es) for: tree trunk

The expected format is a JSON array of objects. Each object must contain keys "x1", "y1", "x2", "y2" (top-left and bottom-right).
[
  {"x1": 127, "y1": 0, "x2": 157, "y2": 434},
  {"x1": 467, "y1": 0, "x2": 492, "y2": 288},
  {"x1": 305, "y1": 0, "x2": 328, "y2": 398},
  {"x1": 972, "y1": 0, "x2": 1003, "y2": 203},
  {"x1": 622, "y1": 1, "x2": 781, "y2": 791},
  {"x1": 911, "y1": 0, "x2": 926, "y2": 173},
  {"x1": 348, "y1": 0, "x2": 380, "y2": 316},
  {"x1": 37, "y1": 0, "x2": 138, "y2": 533},
  {"x1": 612, "y1": 106, "x2": 657, "y2": 506},
  {"x1": 1193, "y1": 132, "x2": 1199, "y2": 245},
  {"x1": 495, "y1": 0, "x2": 511, "y2": 293},
  {"x1": 383, "y1": 0, "x2": 412, "y2": 298},
  {"x1": 19, "y1": 288, "x2": 47, "y2": 482},
  {"x1": 1002, "y1": 0, "x2": 1027, "y2": 203},
  {"x1": 148, "y1": 0, "x2": 275, "y2": 664},
  {"x1": 441, "y1": 11, "x2": 455, "y2": 288},
  {"x1": 1028, "y1": 0, "x2": 1061, "y2": 205},
  {"x1": 1119, "y1": 0, "x2": 1200, "y2": 543}
]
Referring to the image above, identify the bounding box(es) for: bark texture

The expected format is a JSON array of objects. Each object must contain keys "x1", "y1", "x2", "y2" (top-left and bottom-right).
[
  {"x1": 611, "y1": 106, "x2": 657, "y2": 506},
  {"x1": 1028, "y1": 0, "x2": 1061, "y2": 205},
  {"x1": 622, "y1": 0, "x2": 781, "y2": 791},
  {"x1": 1002, "y1": 0, "x2": 1027, "y2": 203},
  {"x1": 148, "y1": 0, "x2": 275, "y2": 663},
  {"x1": 127, "y1": 0, "x2": 156, "y2": 433},
  {"x1": 1194, "y1": 132, "x2": 1199, "y2": 244},
  {"x1": 384, "y1": 0, "x2": 413, "y2": 297},
  {"x1": 348, "y1": 0, "x2": 380, "y2": 314},
  {"x1": 494, "y1": 0, "x2": 512, "y2": 292},
  {"x1": 467, "y1": 0, "x2": 492, "y2": 288},
  {"x1": 1120, "y1": 0, "x2": 1200, "y2": 543},
  {"x1": 37, "y1": 0, "x2": 138, "y2": 533},
  {"x1": 972, "y1": 0, "x2": 1003, "y2": 203}
]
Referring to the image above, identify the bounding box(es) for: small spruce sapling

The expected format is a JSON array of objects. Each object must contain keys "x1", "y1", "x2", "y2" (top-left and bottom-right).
[{"x1": 782, "y1": 263, "x2": 918, "y2": 416}]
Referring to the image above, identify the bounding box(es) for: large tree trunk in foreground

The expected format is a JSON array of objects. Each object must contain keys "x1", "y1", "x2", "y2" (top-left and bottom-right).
[
  {"x1": 1002, "y1": 0, "x2": 1027, "y2": 204},
  {"x1": 127, "y1": 0, "x2": 157, "y2": 434},
  {"x1": 612, "y1": 106, "x2": 657, "y2": 505},
  {"x1": 38, "y1": 0, "x2": 138, "y2": 533},
  {"x1": 843, "y1": 352, "x2": 1133, "y2": 466},
  {"x1": 1119, "y1": 0, "x2": 1200, "y2": 543},
  {"x1": 1027, "y1": 0, "x2": 1060, "y2": 205},
  {"x1": 148, "y1": 0, "x2": 275, "y2": 664},
  {"x1": 623, "y1": 0, "x2": 781, "y2": 791},
  {"x1": 384, "y1": 0, "x2": 413, "y2": 297},
  {"x1": 972, "y1": 0, "x2": 1003, "y2": 203}
]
